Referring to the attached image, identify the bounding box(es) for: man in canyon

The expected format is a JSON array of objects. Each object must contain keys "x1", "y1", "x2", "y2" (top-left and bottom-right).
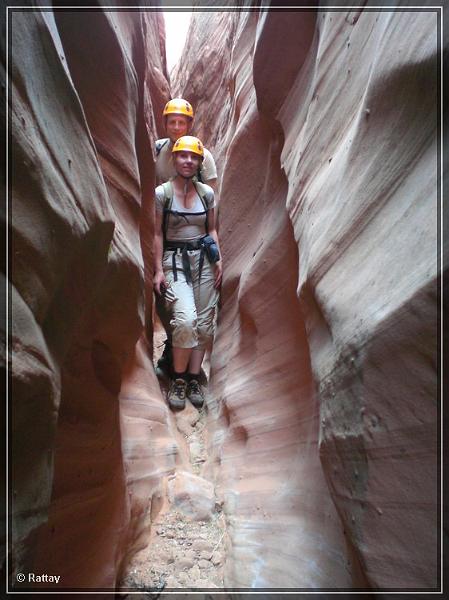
[
  {"x1": 155, "y1": 98, "x2": 217, "y2": 188},
  {"x1": 153, "y1": 135, "x2": 222, "y2": 409},
  {"x1": 154, "y1": 98, "x2": 218, "y2": 381}
]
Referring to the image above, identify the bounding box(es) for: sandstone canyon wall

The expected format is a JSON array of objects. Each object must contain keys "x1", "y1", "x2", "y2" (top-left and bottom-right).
[
  {"x1": 173, "y1": 6, "x2": 441, "y2": 590},
  {"x1": 5, "y1": 3, "x2": 441, "y2": 593},
  {"x1": 6, "y1": 6, "x2": 188, "y2": 590}
]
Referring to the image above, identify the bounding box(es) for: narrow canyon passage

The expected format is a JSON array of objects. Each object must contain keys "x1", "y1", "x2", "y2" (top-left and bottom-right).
[
  {"x1": 119, "y1": 334, "x2": 227, "y2": 592},
  {"x1": 7, "y1": 6, "x2": 440, "y2": 594}
]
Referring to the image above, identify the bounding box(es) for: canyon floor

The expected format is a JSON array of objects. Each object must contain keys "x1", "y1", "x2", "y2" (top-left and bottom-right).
[{"x1": 119, "y1": 330, "x2": 227, "y2": 596}]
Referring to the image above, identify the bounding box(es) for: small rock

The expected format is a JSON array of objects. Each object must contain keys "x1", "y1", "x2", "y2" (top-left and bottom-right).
[
  {"x1": 177, "y1": 572, "x2": 189, "y2": 584},
  {"x1": 195, "y1": 420, "x2": 205, "y2": 433},
  {"x1": 199, "y1": 550, "x2": 211, "y2": 561},
  {"x1": 211, "y1": 551, "x2": 223, "y2": 566},
  {"x1": 178, "y1": 556, "x2": 195, "y2": 570},
  {"x1": 198, "y1": 559, "x2": 211, "y2": 570},
  {"x1": 157, "y1": 549, "x2": 174, "y2": 563},
  {"x1": 179, "y1": 549, "x2": 195, "y2": 560},
  {"x1": 176, "y1": 404, "x2": 199, "y2": 432},
  {"x1": 168, "y1": 471, "x2": 215, "y2": 521},
  {"x1": 185, "y1": 405, "x2": 201, "y2": 426},
  {"x1": 192, "y1": 539, "x2": 215, "y2": 553},
  {"x1": 190, "y1": 441, "x2": 203, "y2": 461},
  {"x1": 188, "y1": 564, "x2": 201, "y2": 580},
  {"x1": 165, "y1": 575, "x2": 179, "y2": 588},
  {"x1": 177, "y1": 419, "x2": 194, "y2": 437}
]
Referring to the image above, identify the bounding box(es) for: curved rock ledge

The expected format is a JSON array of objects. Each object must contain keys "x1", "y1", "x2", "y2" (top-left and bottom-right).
[
  {"x1": 173, "y1": 7, "x2": 440, "y2": 589},
  {"x1": 6, "y1": 5, "x2": 440, "y2": 592}
]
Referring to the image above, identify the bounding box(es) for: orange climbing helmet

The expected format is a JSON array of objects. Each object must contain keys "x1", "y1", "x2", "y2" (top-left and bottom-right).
[
  {"x1": 172, "y1": 135, "x2": 204, "y2": 158},
  {"x1": 163, "y1": 98, "x2": 194, "y2": 119}
]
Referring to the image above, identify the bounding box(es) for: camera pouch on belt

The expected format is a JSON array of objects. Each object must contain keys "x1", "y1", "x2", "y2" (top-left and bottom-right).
[{"x1": 201, "y1": 235, "x2": 220, "y2": 263}]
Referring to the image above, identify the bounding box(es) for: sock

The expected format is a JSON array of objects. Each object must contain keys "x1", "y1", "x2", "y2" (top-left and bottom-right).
[
  {"x1": 188, "y1": 372, "x2": 200, "y2": 381},
  {"x1": 173, "y1": 371, "x2": 186, "y2": 381}
]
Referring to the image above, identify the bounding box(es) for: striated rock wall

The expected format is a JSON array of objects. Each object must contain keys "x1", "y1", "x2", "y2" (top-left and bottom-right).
[
  {"x1": 6, "y1": 7, "x2": 183, "y2": 590},
  {"x1": 6, "y1": 4, "x2": 441, "y2": 592},
  {"x1": 173, "y1": 6, "x2": 440, "y2": 589}
]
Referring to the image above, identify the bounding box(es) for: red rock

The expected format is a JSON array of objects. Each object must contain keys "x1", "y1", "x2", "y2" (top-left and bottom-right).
[
  {"x1": 173, "y1": 8, "x2": 439, "y2": 590},
  {"x1": 8, "y1": 8, "x2": 176, "y2": 590},
  {"x1": 8, "y1": 4, "x2": 439, "y2": 593}
]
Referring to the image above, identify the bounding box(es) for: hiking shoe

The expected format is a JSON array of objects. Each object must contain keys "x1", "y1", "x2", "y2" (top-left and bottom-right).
[
  {"x1": 156, "y1": 339, "x2": 172, "y2": 379},
  {"x1": 167, "y1": 378, "x2": 186, "y2": 410},
  {"x1": 186, "y1": 378, "x2": 204, "y2": 408}
]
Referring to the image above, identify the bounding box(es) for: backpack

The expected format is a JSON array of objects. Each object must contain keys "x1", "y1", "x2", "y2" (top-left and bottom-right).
[{"x1": 155, "y1": 139, "x2": 169, "y2": 156}]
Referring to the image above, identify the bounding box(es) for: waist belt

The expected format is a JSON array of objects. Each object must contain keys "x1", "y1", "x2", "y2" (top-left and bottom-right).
[{"x1": 164, "y1": 237, "x2": 206, "y2": 284}]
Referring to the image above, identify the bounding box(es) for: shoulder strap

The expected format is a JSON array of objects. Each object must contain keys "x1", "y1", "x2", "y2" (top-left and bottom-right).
[
  {"x1": 155, "y1": 139, "x2": 169, "y2": 157},
  {"x1": 162, "y1": 181, "x2": 173, "y2": 209},
  {"x1": 162, "y1": 181, "x2": 174, "y2": 242},
  {"x1": 196, "y1": 168, "x2": 204, "y2": 183},
  {"x1": 193, "y1": 181, "x2": 210, "y2": 234}
]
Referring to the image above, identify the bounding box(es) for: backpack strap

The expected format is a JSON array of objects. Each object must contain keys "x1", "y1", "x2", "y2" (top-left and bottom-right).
[
  {"x1": 193, "y1": 181, "x2": 210, "y2": 234},
  {"x1": 162, "y1": 181, "x2": 174, "y2": 244},
  {"x1": 195, "y1": 168, "x2": 204, "y2": 183},
  {"x1": 155, "y1": 138, "x2": 169, "y2": 157}
]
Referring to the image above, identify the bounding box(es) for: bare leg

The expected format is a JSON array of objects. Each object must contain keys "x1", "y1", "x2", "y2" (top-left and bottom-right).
[
  {"x1": 188, "y1": 346, "x2": 206, "y2": 375},
  {"x1": 172, "y1": 347, "x2": 192, "y2": 374}
]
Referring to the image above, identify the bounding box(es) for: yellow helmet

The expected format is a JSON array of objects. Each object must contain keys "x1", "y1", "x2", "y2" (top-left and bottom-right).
[
  {"x1": 172, "y1": 135, "x2": 204, "y2": 158},
  {"x1": 163, "y1": 98, "x2": 194, "y2": 119}
]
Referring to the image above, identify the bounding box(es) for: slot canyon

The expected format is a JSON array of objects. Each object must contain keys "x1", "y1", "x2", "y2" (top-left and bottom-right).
[{"x1": 5, "y1": 4, "x2": 441, "y2": 594}]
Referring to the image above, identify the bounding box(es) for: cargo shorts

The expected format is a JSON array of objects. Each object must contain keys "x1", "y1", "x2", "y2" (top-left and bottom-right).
[{"x1": 161, "y1": 248, "x2": 219, "y2": 349}]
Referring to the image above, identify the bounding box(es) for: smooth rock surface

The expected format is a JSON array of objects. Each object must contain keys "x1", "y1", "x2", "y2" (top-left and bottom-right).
[
  {"x1": 7, "y1": 4, "x2": 440, "y2": 594},
  {"x1": 8, "y1": 8, "x2": 177, "y2": 590},
  {"x1": 173, "y1": 7, "x2": 440, "y2": 590}
]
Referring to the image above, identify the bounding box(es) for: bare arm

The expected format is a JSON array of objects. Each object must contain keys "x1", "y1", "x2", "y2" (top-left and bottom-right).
[{"x1": 153, "y1": 209, "x2": 167, "y2": 295}]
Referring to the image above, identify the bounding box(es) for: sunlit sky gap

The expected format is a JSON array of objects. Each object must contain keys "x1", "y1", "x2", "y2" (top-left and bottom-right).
[{"x1": 163, "y1": 12, "x2": 192, "y2": 73}]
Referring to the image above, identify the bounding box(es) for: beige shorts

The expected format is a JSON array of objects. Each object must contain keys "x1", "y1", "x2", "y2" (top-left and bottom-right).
[{"x1": 162, "y1": 249, "x2": 219, "y2": 349}]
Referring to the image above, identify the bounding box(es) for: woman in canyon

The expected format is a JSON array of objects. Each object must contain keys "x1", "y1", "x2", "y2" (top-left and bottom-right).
[
  {"x1": 155, "y1": 98, "x2": 218, "y2": 381},
  {"x1": 153, "y1": 135, "x2": 222, "y2": 410}
]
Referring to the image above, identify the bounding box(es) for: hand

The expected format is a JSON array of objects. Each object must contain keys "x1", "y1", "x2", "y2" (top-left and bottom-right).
[
  {"x1": 154, "y1": 271, "x2": 168, "y2": 296},
  {"x1": 214, "y1": 260, "x2": 222, "y2": 289}
]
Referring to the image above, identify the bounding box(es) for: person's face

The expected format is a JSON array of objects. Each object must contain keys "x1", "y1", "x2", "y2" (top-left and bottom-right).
[
  {"x1": 173, "y1": 151, "x2": 201, "y2": 178},
  {"x1": 166, "y1": 114, "x2": 191, "y2": 143}
]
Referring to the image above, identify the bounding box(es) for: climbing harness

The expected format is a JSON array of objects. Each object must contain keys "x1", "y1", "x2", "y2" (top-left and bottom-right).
[{"x1": 161, "y1": 181, "x2": 219, "y2": 284}]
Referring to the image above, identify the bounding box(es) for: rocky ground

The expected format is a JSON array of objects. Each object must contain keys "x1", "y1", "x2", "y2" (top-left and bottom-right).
[{"x1": 118, "y1": 330, "x2": 226, "y2": 597}]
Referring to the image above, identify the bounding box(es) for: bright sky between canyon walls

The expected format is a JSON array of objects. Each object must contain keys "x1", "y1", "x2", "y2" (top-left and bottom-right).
[{"x1": 164, "y1": 11, "x2": 192, "y2": 72}]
